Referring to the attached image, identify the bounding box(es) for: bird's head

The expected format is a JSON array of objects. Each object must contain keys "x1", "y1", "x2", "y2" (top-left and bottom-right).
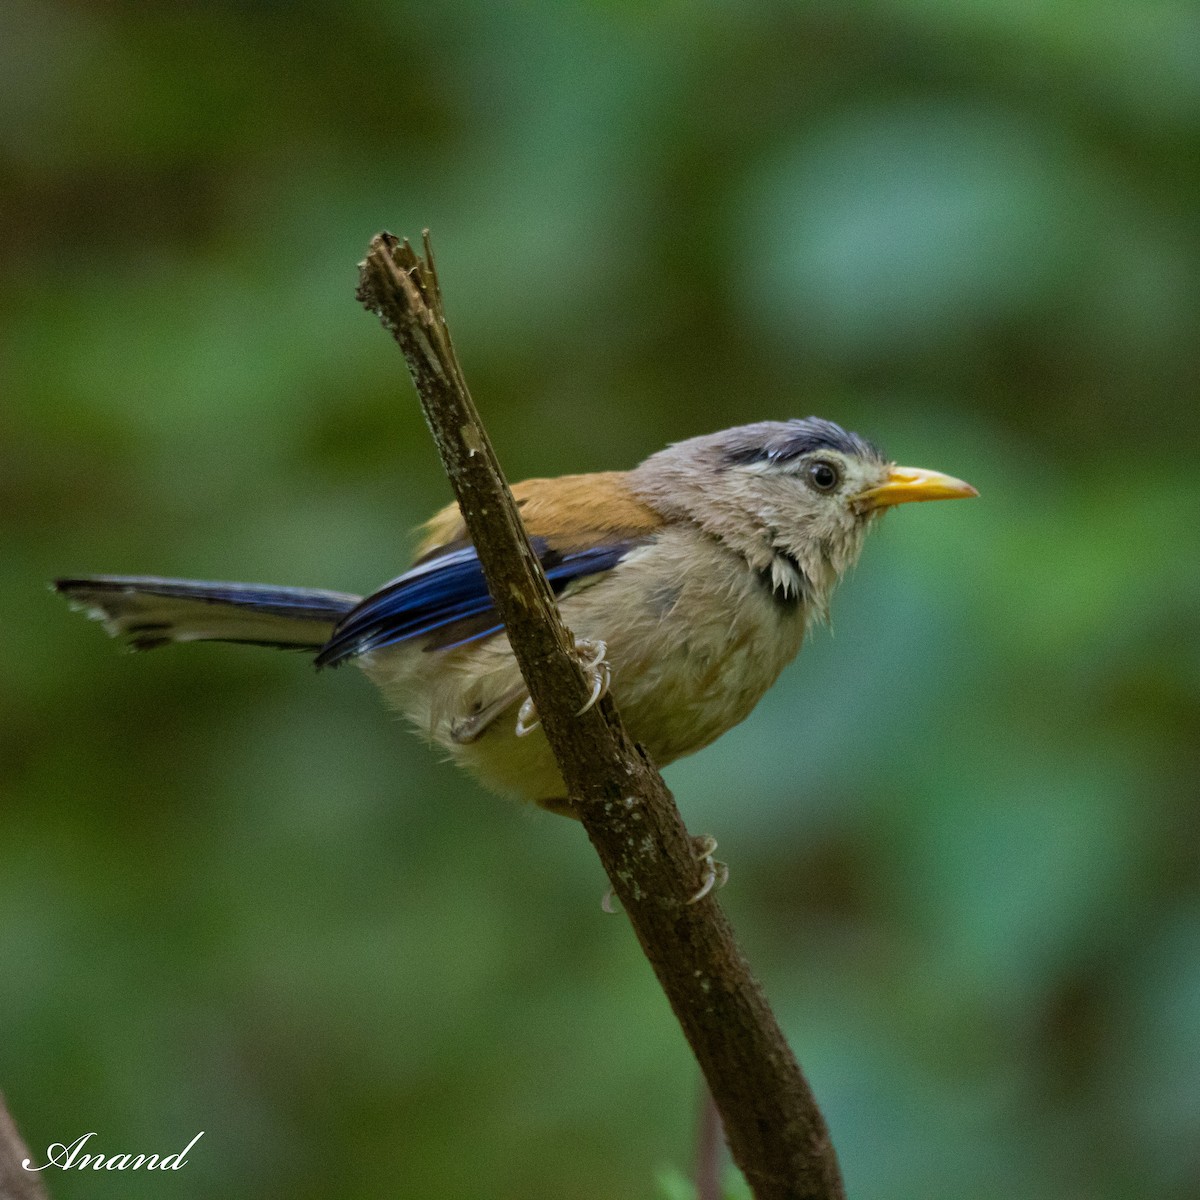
[{"x1": 630, "y1": 417, "x2": 977, "y2": 616}]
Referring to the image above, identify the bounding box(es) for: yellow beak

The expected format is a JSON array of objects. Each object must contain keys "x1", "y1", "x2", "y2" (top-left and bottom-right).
[{"x1": 855, "y1": 465, "x2": 979, "y2": 510}]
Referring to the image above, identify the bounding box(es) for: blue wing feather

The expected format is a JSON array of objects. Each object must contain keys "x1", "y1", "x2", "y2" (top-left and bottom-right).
[{"x1": 314, "y1": 538, "x2": 637, "y2": 668}]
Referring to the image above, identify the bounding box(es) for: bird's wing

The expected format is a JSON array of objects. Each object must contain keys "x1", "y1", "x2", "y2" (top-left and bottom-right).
[{"x1": 315, "y1": 472, "x2": 664, "y2": 669}]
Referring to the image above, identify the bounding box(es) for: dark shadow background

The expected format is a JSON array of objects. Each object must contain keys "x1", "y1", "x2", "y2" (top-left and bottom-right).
[{"x1": 3, "y1": 2, "x2": 1199, "y2": 1198}]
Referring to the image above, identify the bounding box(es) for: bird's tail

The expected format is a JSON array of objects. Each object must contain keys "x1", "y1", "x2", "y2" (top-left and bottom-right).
[{"x1": 53, "y1": 576, "x2": 361, "y2": 652}]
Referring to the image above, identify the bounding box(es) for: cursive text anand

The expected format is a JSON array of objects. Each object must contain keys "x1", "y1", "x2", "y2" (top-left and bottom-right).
[{"x1": 23, "y1": 1131, "x2": 203, "y2": 1172}]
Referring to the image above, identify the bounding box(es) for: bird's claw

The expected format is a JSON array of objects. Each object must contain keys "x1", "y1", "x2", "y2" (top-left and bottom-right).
[
  {"x1": 687, "y1": 835, "x2": 729, "y2": 905},
  {"x1": 513, "y1": 637, "x2": 611, "y2": 736},
  {"x1": 514, "y1": 696, "x2": 540, "y2": 737},
  {"x1": 575, "y1": 638, "x2": 610, "y2": 716}
]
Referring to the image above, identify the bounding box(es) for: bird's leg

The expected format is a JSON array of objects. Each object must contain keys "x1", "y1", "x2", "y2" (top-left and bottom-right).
[
  {"x1": 514, "y1": 637, "x2": 610, "y2": 737},
  {"x1": 449, "y1": 682, "x2": 528, "y2": 745},
  {"x1": 687, "y1": 835, "x2": 729, "y2": 905}
]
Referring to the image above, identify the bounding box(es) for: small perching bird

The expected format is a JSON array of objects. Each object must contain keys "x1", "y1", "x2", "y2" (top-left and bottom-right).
[{"x1": 56, "y1": 418, "x2": 975, "y2": 816}]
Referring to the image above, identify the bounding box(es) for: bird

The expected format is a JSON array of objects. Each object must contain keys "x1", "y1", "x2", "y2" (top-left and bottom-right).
[{"x1": 55, "y1": 417, "x2": 976, "y2": 818}]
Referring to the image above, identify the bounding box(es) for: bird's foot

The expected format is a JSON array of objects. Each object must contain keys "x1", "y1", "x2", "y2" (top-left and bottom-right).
[
  {"x1": 573, "y1": 637, "x2": 611, "y2": 716},
  {"x1": 687, "y1": 834, "x2": 729, "y2": 905},
  {"x1": 602, "y1": 833, "x2": 729, "y2": 912},
  {"x1": 514, "y1": 695, "x2": 540, "y2": 738},
  {"x1": 513, "y1": 637, "x2": 611, "y2": 737}
]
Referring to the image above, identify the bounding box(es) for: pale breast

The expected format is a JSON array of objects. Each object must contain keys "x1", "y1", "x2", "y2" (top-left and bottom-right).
[
  {"x1": 576, "y1": 527, "x2": 809, "y2": 766},
  {"x1": 359, "y1": 525, "x2": 810, "y2": 804}
]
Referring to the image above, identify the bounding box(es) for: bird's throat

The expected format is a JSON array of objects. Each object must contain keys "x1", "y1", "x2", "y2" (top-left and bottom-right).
[{"x1": 757, "y1": 549, "x2": 810, "y2": 611}]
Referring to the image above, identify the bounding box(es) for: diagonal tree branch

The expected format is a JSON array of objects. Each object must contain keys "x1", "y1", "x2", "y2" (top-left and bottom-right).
[{"x1": 356, "y1": 231, "x2": 846, "y2": 1200}]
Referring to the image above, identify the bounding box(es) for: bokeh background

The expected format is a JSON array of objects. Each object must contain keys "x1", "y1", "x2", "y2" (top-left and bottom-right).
[{"x1": 3, "y1": 2, "x2": 1199, "y2": 1198}]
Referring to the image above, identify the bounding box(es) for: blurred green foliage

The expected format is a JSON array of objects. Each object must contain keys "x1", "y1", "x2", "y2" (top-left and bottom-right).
[{"x1": 3, "y1": 1, "x2": 1199, "y2": 1197}]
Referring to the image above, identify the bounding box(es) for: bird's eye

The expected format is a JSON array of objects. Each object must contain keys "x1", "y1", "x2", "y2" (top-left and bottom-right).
[{"x1": 807, "y1": 460, "x2": 841, "y2": 493}]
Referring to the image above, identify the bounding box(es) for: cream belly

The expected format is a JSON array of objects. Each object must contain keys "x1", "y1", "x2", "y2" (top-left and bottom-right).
[{"x1": 360, "y1": 526, "x2": 810, "y2": 807}]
